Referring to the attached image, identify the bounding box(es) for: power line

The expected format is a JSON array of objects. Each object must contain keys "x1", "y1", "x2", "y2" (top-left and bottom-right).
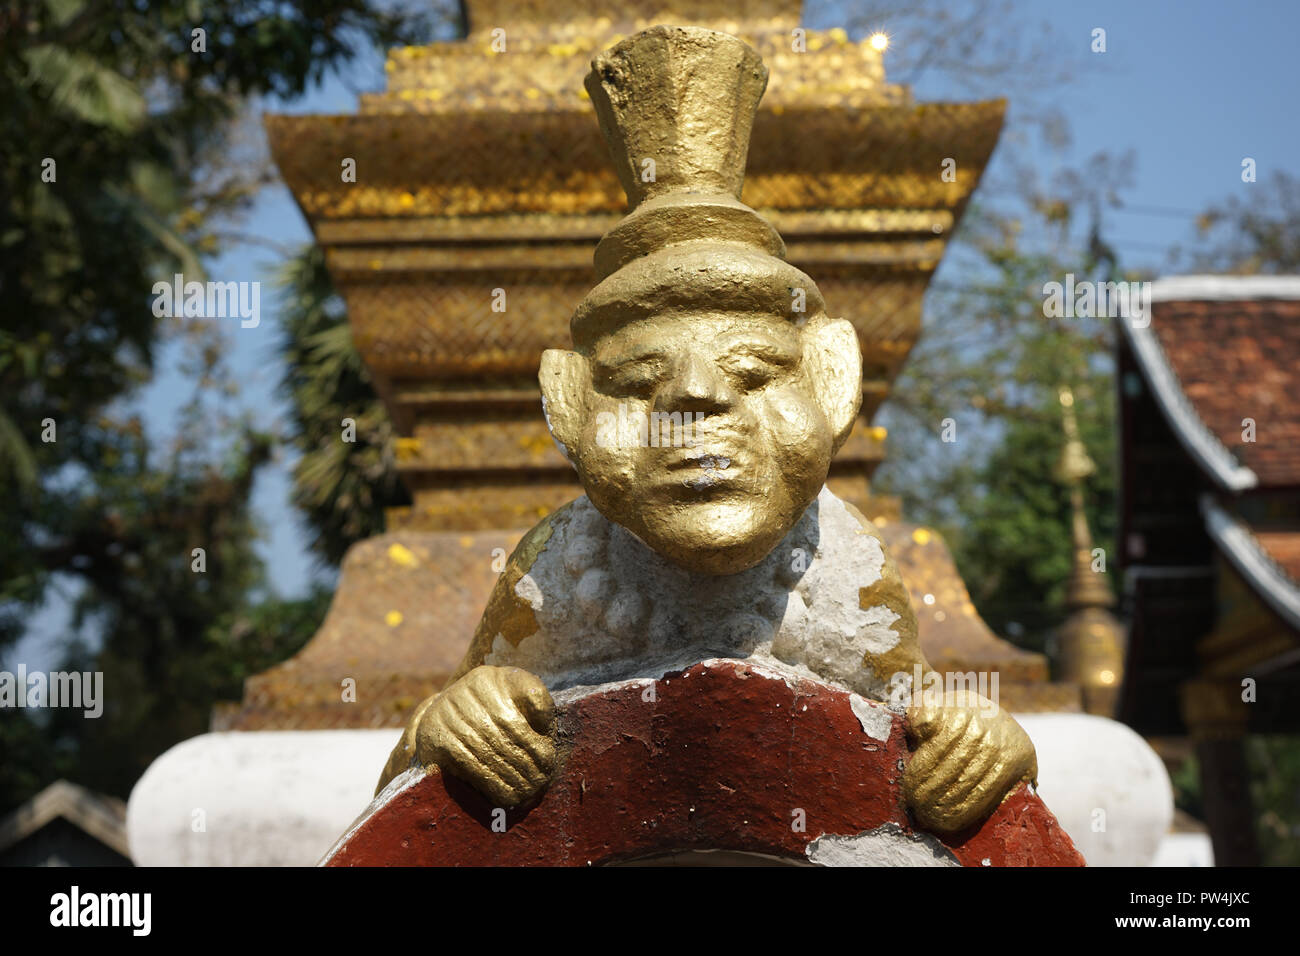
[{"x1": 1110, "y1": 204, "x2": 1203, "y2": 220}]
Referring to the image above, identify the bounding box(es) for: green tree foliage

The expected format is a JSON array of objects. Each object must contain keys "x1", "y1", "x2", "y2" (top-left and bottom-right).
[
  {"x1": 1250, "y1": 737, "x2": 1300, "y2": 866},
  {"x1": 30, "y1": 404, "x2": 335, "y2": 796},
  {"x1": 945, "y1": 385, "x2": 1115, "y2": 653},
  {"x1": 1178, "y1": 171, "x2": 1300, "y2": 274},
  {"x1": 277, "y1": 246, "x2": 407, "y2": 566},
  {"x1": 0, "y1": 0, "x2": 437, "y2": 812},
  {"x1": 874, "y1": 182, "x2": 1127, "y2": 654}
]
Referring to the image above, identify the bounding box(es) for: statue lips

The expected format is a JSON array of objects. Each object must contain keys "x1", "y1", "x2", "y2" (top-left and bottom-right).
[
  {"x1": 659, "y1": 446, "x2": 749, "y2": 497},
  {"x1": 652, "y1": 418, "x2": 757, "y2": 494}
]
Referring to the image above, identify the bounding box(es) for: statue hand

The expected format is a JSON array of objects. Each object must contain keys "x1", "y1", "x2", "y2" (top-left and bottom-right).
[
  {"x1": 415, "y1": 665, "x2": 557, "y2": 809},
  {"x1": 902, "y1": 690, "x2": 1037, "y2": 834}
]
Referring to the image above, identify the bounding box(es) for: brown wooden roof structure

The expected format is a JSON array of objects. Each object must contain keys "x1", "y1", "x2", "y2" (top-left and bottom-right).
[{"x1": 1118, "y1": 275, "x2": 1300, "y2": 735}]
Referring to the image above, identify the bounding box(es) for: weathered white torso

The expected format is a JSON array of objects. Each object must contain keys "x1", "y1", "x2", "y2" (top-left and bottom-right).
[{"x1": 484, "y1": 487, "x2": 906, "y2": 702}]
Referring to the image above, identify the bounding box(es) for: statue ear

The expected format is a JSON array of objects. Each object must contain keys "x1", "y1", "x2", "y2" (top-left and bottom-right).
[
  {"x1": 802, "y1": 315, "x2": 862, "y2": 453},
  {"x1": 539, "y1": 349, "x2": 591, "y2": 461}
]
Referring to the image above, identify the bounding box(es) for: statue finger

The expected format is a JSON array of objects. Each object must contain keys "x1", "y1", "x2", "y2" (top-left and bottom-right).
[
  {"x1": 498, "y1": 666, "x2": 556, "y2": 735},
  {"x1": 439, "y1": 701, "x2": 536, "y2": 795},
  {"x1": 430, "y1": 728, "x2": 515, "y2": 807}
]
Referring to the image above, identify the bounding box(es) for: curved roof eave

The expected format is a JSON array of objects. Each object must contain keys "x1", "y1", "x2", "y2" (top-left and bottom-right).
[
  {"x1": 1120, "y1": 310, "x2": 1258, "y2": 492},
  {"x1": 1201, "y1": 495, "x2": 1300, "y2": 637}
]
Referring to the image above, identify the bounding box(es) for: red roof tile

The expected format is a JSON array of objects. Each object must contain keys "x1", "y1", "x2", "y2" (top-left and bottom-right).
[{"x1": 1152, "y1": 298, "x2": 1300, "y2": 487}]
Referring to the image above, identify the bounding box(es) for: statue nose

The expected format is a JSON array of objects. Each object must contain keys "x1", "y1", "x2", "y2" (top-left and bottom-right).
[{"x1": 655, "y1": 353, "x2": 736, "y2": 415}]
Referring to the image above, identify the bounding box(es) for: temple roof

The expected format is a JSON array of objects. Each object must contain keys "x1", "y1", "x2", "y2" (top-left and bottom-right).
[
  {"x1": 1120, "y1": 276, "x2": 1300, "y2": 491},
  {"x1": 0, "y1": 780, "x2": 130, "y2": 862},
  {"x1": 1252, "y1": 526, "x2": 1300, "y2": 583},
  {"x1": 1117, "y1": 276, "x2": 1300, "y2": 733}
]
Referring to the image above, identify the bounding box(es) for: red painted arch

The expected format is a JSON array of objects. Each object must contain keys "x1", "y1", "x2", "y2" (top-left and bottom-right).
[{"x1": 325, "y1": 660, "x2": 1084, "y2": 867}]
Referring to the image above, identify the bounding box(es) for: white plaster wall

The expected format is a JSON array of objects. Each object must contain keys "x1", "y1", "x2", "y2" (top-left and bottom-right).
[
  {"x1": 1150, "y1": 832, "x2": 1215, "y2": 867},
  {"x1": 127, "y1": 730, "x2": 396, "y2": 866},
  {"x1": 1014, "y1": 712, "x2": 1174, "y2": 867}
]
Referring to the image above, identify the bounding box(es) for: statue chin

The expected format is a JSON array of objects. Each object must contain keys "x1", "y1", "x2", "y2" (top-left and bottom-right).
[{"x1": 615, "y1": 497, "x2": 798, "y2": 576}]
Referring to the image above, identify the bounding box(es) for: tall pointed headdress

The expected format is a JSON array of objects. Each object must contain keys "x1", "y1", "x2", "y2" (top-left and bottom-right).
[{"x1": 573, "y1": 26, "x2": 826, "y2": 343}]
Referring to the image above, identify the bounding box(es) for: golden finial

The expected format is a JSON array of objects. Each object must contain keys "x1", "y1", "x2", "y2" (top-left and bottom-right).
[{"x1": 1053, "y1": 384, "x2": 1126, "y2": 715}]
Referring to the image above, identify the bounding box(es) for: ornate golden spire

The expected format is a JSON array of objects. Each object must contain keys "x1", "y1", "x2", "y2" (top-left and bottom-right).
[{"x1": 1054, "y1": 385, "x2": 1126, "y2": 715}]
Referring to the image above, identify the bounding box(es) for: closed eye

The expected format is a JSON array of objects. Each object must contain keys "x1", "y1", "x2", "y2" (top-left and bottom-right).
[
  {"x1": 717, "y1": 341, "x2": 798, "y2": 389},
  {"x1": 594, "y1": 352, "x2": 666, "y2": 397}
]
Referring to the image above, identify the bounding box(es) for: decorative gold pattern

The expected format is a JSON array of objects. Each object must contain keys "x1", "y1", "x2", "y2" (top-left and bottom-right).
[{"x1": 1179, "y1": 678, "x2": 1251, "y2": 741}]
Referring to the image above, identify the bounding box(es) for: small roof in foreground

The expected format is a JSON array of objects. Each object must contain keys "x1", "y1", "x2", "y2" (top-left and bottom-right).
[{"x1": 0, "y1": 779, "x2": 130, "y2": 859}]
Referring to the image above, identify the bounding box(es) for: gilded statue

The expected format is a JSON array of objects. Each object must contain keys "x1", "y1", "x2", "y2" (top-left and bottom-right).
[{"x1": 376, "y1": 25, "x2": 1037, "y2": 835}]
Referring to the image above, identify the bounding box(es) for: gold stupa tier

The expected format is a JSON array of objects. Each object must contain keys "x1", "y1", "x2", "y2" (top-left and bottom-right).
[
  {"x1": 370, "y1": 1, "x2": 902, "y2": 115},
  {"x1": 266, "y1": 0, "x2": 1004, "y2": 530}
]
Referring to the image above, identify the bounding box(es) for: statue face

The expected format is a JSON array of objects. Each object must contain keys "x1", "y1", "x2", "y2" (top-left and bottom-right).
[{"x1": 543, "y1": 310, "x2": 860, "y2": 575}]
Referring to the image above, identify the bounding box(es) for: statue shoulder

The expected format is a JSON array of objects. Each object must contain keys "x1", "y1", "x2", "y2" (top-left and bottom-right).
[
  {"x1": 447, "y1": 498, "x2": 605, "y2": 683},
  {"x1": 811, "y1": 486, "x2": 895, "y2": 560},
  {"x1": 835, "y1": 493, "x2": 888, "y2": 546},
  {"x1": 827, "y1": 493, "x2": 912, "y2": 604},
  {"x1": 820, "y1": 487, "x2": 924, "y2": 668}
]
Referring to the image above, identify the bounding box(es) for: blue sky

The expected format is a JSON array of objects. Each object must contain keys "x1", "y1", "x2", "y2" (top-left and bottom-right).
[
  {"x1": 9, "y1": 0, "x2": 1298, "y2": 672},
  {"x1": 1001, "y1": 0, "x2": 1295, "y2": 260}
]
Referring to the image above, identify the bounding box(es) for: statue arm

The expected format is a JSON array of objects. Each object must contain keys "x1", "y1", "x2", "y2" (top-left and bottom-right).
[
  {"x1": 374, "y1": 692, "x2": 439, "y2": 794},
  {"x1": 841, "y1": 499, "x2": 933, "y2": 685},
  {"x1": 843, "y1": 501, "x2": 1037, "y2": 833},
  {"x1": 374, "y1": 506, "x2": 570, "y2": 797}
]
